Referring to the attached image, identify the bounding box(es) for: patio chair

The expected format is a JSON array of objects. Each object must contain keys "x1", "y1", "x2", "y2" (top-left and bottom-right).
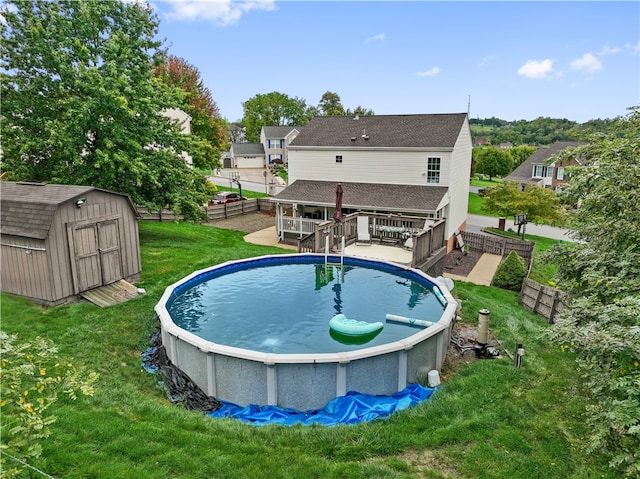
[{"x1": 356, "y1": 215, "x2": 371, "y2": 245}]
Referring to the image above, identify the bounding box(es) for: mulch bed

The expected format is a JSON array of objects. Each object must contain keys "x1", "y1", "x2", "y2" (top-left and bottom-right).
[{"x1": 442, "y1": 248, "x2": 483, "y2": 277}]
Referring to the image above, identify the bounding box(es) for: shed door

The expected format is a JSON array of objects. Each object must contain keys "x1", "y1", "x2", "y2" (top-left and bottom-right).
[
  {"x1": 71, "y1": 223, "x2": 102, "y2": 292},
  {"x1": 97, "y1": 219, "x2": 122, "y2": 285},
  {"x1": 69, "y1": 218, "x2": 123, "y2": 293}
]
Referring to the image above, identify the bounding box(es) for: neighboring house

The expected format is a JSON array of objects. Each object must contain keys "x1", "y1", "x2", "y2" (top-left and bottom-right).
[
  {"x1": 260, "y1": 126, "x2": 301, "y2": 166},
  {"x1": 229, "y1": 142, "x2": 266, "y2": 168},
  {"x1": 0, "y1": 181, "x2": 141, "y2": 306},
  {"x1": 271, "y1": 113, "x2": 472, "y2": 251},
  {"x1": 160, "y1": 108, "x2": 193, "y2": 168},
  {"x1": 504, "y1": 141, "x2": 582, "y2": 191}
]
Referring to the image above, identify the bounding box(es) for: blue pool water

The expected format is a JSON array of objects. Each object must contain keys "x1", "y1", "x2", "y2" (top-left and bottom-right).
[{"x1": 167, "y1": 256, "x2": 445, "y2": 354}]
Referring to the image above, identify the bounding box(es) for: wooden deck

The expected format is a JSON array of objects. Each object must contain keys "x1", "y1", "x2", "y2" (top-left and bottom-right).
[{"x1": 80, "y1": 279, "x2": 141, "y2": 307}]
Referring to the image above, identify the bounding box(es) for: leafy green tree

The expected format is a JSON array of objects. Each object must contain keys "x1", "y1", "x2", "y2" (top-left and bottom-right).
[
  {"x1": 544, "y1": 107, "x2": 640, "y2": 476},
  {"x1": 0, "y1": 0, "x2": 210, "y2": 219},
  {"x1": 507, "y1": 145, "x2": 537, "y2": 168},
  {"x1": 154, "y1": 55, "x2": 228, "y2": 169},
  {"x1": 0, "y1": 332, "x2": 98, "y2": 477},
  {"x1": 473, "y1": 146, "x2": 513, "y2": 180},
  {"x1": 242, "y1": 91, "x2": 314, "y2": 142},
  {"x1": 483, "y1": 182, "x2": 566, "y2": 225},
  {"x1": 318, "y1": 91, "x2": 345, "y2": 116},
  {"x1": 345, "y1": 105, "x2": 375, "y2": 116}
]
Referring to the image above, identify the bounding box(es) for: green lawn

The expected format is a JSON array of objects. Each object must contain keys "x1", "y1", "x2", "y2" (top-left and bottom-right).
[{"x1": 0, "y1": 222, "x2": 613, "y2": 478}]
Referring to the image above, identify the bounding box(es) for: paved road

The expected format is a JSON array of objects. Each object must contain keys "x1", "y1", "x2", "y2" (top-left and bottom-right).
[{"x1": 467, "y1": 214, "x2": 575, "y2": 242}]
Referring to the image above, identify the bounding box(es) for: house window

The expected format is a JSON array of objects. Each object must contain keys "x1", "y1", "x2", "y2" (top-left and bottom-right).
[
  {"x1": 426, "y1": 157, "x2": 441, "y2": 183},
  {"x1": 268, "y1": 139, "x2": 282, "y2": 149},
  {"x1": 555, "y1": 167, "x2": 565, "y2": 180},
  {"x1": 336, "y1": 155, "x2": 343, "y2": 163},
  {"x1": 533, "y1": 165, "x2": 552, "y2": 178}
]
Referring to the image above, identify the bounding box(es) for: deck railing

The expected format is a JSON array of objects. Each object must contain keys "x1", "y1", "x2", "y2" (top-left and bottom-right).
[{"x1": 292, "y1": 212, "x2": 445, "y2": 270}]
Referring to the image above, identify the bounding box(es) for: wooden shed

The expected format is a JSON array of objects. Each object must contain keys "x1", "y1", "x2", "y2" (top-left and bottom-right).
[{"x1": 1, "y1": 182, "x2": 142, "y2": 306}]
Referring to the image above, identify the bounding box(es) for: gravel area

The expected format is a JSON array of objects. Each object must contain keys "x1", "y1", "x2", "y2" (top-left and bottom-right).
[
  {"x1": 204, "y1": 211, "x2": 276, "y2": 233},
  {"x1": 442, "y1": 249, "x2": 482, "y2": 277}
]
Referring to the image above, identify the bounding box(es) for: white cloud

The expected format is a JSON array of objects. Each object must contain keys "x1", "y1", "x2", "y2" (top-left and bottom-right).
[
  {"x1": 517, "y1": 59, "x2": 554, "y2": 79},
  {"x1": 162, "y1": 0, "x2": 276, "y2": 26},
  {"x1": 570, "y1": 53, "x2": 602, "y2": 73},
  {"x1": 598, "y1": 46, "x2": 621, "y2": 55},
  {"x1": 365, "y1": 33, "x2": 386, "y2": 43},
  {"x1": 417, "y1": 67, "x2": 440, "y2": 77}
]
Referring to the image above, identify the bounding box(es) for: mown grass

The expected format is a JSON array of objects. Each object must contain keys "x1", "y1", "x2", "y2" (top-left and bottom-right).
[{"x1": 0, "y1": 221, "x2": 613, "y2": 479}]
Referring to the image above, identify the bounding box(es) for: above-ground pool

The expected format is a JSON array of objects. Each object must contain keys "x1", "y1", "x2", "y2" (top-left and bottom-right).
[{"x1": 155, "y1": 254, "x2": 457, "y2": 411}]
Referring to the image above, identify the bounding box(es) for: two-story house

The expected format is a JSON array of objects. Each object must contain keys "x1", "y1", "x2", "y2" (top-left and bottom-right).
[
  {"x1": 260, "y1": 126, "x2": 301, "y2": 166},
  {"x1": 226, "y1": 126, "x2": 301, "y2": 169},
  {"x1": 504, "y1": 141, "x2": 582, "y2": 191},
  {"x1": 271, "y1": 113, "x2": 472, "y2": 251}
]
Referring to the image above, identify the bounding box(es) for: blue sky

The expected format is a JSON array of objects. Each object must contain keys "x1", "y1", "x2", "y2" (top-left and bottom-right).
[{"x1": 151, "y1": 1, "x2": 640, "y2": 123}]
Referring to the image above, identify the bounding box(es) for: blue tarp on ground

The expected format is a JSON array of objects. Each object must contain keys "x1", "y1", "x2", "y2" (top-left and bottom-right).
[{"x1": 207, "y1": 383, "x2": 437, "y2": 426}]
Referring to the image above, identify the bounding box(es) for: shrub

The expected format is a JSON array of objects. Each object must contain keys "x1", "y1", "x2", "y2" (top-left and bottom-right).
[{"x1": 492, "y1": 250, "x2": 526, "y2": 291}]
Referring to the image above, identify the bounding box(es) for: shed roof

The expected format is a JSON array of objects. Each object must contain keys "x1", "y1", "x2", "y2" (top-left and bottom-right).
[
  {"x1": 0, "y1": 182, "x2": 136, "y2": 239},
  {"x1": 289, "y1": 113, "x2": 468, "y2": 149},
  {"x1": 272, "y1": 180, "x2": 448, "y2": 214}
]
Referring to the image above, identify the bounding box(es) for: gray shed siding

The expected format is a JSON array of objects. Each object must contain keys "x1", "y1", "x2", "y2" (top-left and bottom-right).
[{"x1": 1, "y1": 187, "x2": 141, "y2": 305}]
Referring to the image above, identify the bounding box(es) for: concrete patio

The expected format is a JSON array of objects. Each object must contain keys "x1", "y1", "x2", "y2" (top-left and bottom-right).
[{"x1": 243, "y1": 226, "x2": 501, "y2": 286}]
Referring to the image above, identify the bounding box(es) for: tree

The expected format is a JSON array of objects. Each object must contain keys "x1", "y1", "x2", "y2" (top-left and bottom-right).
[
  {"x1": 228, "y1": 122, "x2": 246, "y2": 144},
  {"x1": 0, "y1": 332, "x2": 98, "y2": 477},
  {"x1": 242, "y1": 91, "x2": 315, "y2": 142},
  {"x1": 483, "y1": 182, "x2": 566, "y2": 225},
  {"x1": 0, "y1": 0, "x2": 210, "y2": 219},
  {"x1": 345, "y1": 105, "x2": 375, "y2": 116},
  {"x1": 318, "y1": 91, "x2": 345, "y2": 116},
  {"x1": 544, "y1": 107, "x2": 640, "y2": 476},
  {"x1": 154, "y1": 55, "x2": 228, "y2": 169},
  {"x1": 507, "y1": 145, "x2": 537, "y2": 168},
  {"x1": 473, "y1": 146, "x2": 513, "y2": 180}
]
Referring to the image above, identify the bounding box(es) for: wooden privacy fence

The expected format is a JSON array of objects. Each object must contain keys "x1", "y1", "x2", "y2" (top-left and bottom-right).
[
  {"x1": 136, "y1": 198, "x2": 274, "y2": 222},
  {"x1": 519, "y1": 278, "x2": 568, "y2": 324},
  {"x1": 460, "y1": 230, "x2": 535, "y2": 270}
]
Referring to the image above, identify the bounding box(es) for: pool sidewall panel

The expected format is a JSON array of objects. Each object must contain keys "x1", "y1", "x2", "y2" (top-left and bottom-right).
[{"x1": 155, "y1": 254, "x2": 457, "y2": 410}]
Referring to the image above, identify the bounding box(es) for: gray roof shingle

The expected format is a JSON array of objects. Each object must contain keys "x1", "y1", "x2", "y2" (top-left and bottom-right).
[
  {"x1": 289, "y1": 113, "x2": 467, "y2": 149},
  {"x1": 231, "y1": 143, "x2": 265, "y2": 155},
  {"x1": 505, "y1": 141, "x2": 582, "y2": 183},
  {"x1": 262, "y1": 126, "x2": 300, "y2": 138},
  {"x1": 0, "y1": 182, "x2": 133, "y2": 239},
  {"x1": 272, "y1": 180, "x2": 447, "y2": 214}
]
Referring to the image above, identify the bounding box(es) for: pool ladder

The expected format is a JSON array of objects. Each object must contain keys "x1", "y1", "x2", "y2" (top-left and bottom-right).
[{"x1": 325, "y1": 235, "x2": 345, "y2": 267}]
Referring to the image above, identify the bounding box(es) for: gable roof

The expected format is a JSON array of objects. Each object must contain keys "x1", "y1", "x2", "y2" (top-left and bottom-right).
[
  {"x1": 504, "y1": 141, "x2": 582, "y2": 183},
  {"x1": 0, "y1": 182, "x2": 135, "y2": 239},
  {"x1": 231, "y1": 142, "x2": 265, "y2": 156},
  {"x1": 289, "y1": 113, "x2": 468, "y2": 149},
  {"x1": 272, "y1": 180, "x2": 448, "y2": 214},
  {"x1": 262, "y1": 126, "x2": 300, "y2": 138}
]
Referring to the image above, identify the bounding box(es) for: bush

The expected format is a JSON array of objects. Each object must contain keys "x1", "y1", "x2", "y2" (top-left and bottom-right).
[{"x1": 492, "y1": 250, "x2": 526, "y2": 291}]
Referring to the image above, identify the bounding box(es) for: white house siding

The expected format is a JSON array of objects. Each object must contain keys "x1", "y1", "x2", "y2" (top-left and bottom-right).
[
  {"x1": 288, "y1": 148, "x2": 453, "y2": 186},
  {"x1": 445, "y1": 118, "x2": 473, "y2": 240}
]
